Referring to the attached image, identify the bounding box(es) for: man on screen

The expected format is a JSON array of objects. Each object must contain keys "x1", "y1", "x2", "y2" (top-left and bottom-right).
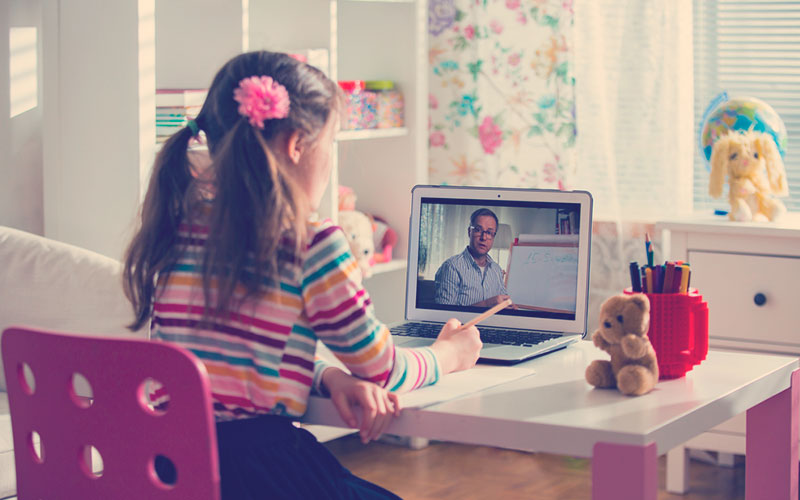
[{"x1": 434, "y1": 208, "x2": 512, "y2": 307}]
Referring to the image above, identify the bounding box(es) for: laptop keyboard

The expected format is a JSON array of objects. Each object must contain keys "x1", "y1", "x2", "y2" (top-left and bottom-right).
[{"x1": 390, "y1": 322, "x2": 561, "y2": 347}]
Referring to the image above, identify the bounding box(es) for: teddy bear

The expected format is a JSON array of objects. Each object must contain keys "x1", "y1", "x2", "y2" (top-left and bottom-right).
[
  {"x1": 338, "y1": 185, "x2": 398, "y2": 267},
  {"x1": 338, "y1": 210, "x2": 375, "y2": 278},
  {"x1": 585, "y1": 293, "x2": 659, "y2": 396},
  {"x1": 709, "y1": 130, "x2": 789, "y2": 222}
]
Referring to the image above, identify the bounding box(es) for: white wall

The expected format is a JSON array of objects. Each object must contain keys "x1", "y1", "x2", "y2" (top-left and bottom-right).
[
  {"x1": 248, "y1": 0, "x2": 329, "y2": 53},
  {"x1": 1, "y1": 0, "x2": 44, "y2": 235},
  {"x1": 156, "y1": 0, "x2": 245, "y2": 89},
  {"x1": 42, "y1": 0, "x2": 155, "y2": 260}
]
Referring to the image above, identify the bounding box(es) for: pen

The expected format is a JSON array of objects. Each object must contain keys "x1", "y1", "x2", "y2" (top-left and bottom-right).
[{"x1": 460, "y1": 298, "x2": 513, "y2": 330}]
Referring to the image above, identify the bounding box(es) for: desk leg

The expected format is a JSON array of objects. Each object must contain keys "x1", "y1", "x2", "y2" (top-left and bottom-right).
[
  {"x1": 666, "y1": 444, "x2": 689, "y2": 494},
  {"x1": 592, "y1": 441, "x2": 657, "y2": 500},
  {"x1": 745, "y1": 369, "x2": 799, "y2": 500}
]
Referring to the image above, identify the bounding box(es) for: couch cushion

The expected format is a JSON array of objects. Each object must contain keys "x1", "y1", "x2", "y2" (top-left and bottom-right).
[
  {"x1": 0, "y1": 391, "x2": 14, "y2": 499},
  {"x1": 0, "y1": 226, "x2": 147, "y2": 390}
]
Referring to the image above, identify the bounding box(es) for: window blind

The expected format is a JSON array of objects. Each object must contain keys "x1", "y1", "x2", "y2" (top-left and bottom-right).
[
  {"x1": 573, "y1": 1, "x2": 694, "y2": 221},
  {"x1": 693, "y1": 0, "x2": 800, "y2": 213}
]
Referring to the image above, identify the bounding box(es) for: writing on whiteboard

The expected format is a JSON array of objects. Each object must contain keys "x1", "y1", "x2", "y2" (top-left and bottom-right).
[{"x1": 505, "y1": 235, "x2": 579, "y2": 313}]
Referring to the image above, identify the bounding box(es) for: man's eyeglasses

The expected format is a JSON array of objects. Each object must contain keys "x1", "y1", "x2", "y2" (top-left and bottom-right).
[{"x1": 469, "y1": 226, "x2": 496, "y2": 239}]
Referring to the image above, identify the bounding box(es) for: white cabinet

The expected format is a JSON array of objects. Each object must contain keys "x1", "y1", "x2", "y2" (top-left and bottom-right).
[{"x1": 656, "y1": 213, "x2": 800, "y2": 493}]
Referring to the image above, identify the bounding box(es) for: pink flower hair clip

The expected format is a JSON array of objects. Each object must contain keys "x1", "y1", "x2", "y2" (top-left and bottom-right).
[{"x1": 233, "y1": 75, "x2": 290, "y2": 129}]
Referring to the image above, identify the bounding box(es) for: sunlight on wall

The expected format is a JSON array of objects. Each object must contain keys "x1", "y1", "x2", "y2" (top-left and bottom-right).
[
  {"x1": 9, "y1": 27, "x2": 38, "y2": 118},
  {"x1": 242, "y1": 0, "x2": 250, "y2": 52},
  {"x1": 139, "y1": 0, "x2": 156, "y2": 201}
]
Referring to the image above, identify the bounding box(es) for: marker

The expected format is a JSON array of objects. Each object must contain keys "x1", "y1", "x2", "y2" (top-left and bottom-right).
[
  {"x1": 679, "y1": 264, "x2": 690, "y2": 293},
  {"x1": 645, "y1": 267, "x2": 653, "y2": 294},
  {"x1": 663, "y1": 262, "x2": 676, "y2": 294},
  {"x1": 641, "y1": 267, "x2": 647, "y2": 294},
  {"x1": 672, "y1": 267, "x2": 683, "y2": 293},
  {"x1": 630, "y1": 262, "x2": 642, "y2": 292},
  {"x1": 461, "y1": 298, "x2": 513, "y2": 330},
  {"x1": 653, "y1": 265, "x2": 663, "y2": 294}
]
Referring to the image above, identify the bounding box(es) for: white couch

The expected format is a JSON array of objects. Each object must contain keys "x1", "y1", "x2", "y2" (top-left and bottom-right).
[{"x1": 0, "y1": 226, "x2": 147, "y2": 499}]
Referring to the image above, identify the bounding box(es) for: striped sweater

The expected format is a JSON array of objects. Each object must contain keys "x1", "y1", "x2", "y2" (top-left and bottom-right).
[{"x1": 151, "y1": 219, "x2": 441, "y2": 421}]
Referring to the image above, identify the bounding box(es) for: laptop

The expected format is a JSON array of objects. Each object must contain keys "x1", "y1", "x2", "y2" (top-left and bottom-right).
[{"x1": 390, "y1": 185, "x2": 593, "y2": 364}]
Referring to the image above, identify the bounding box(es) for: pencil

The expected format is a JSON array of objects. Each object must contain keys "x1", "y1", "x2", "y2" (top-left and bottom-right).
[
  {"x1": 645, "y1": 233, "x2": 654, "y2": 267},
  {"x1": 460, "y1": 298, "x2": 513, "y2": 330}
]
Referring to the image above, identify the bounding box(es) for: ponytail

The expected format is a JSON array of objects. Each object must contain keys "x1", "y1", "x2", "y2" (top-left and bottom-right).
[
  {"x1": 124, "y1": 51, "x2": 339, "y2": 328},
  {"x1": 123, "y1": 125, "x2": 195, "y2": 330},
  {"x1": 202, "y1": 121, "x2": 307, "y2": 318}
]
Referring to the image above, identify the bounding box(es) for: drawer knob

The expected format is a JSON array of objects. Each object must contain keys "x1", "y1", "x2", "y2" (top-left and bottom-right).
[{"x1": 754, "y1": 293, "x2": 767, "y2": 306}]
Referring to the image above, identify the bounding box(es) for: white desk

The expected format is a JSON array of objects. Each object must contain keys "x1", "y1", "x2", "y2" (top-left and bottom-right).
[{"x1": 304, "y1": 340, "x2": 800, "y2": 499}]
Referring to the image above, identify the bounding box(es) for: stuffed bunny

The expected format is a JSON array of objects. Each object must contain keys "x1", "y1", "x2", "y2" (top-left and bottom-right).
[{"x1": 709, "y1": 131, "x2": 788, "y2": 222}]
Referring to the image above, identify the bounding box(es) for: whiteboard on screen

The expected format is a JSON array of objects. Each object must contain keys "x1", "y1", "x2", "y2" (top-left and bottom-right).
[{"x1": 505, "y1": 234, "x2": 579, "y2": 313}]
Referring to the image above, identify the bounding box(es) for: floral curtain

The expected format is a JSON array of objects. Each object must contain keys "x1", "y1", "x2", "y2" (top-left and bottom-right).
[{"x1": 427, "y1": 0, "x2": 576, "y2": 188}]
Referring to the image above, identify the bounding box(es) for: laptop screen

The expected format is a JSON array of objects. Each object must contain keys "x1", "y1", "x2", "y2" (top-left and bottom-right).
[{"x1": 405, "y1": 186, "x2": 593, "y2": 335}]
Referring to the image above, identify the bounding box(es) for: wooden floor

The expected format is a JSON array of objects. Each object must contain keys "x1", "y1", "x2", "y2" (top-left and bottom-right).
[{"x1": 326, "y1": 436, "x2": 745, "y2": 500}]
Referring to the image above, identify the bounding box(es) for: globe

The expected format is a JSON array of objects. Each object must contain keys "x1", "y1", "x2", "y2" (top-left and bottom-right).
[{"x1": 699, "y1": 93, "x2": 787, "y2": 169}]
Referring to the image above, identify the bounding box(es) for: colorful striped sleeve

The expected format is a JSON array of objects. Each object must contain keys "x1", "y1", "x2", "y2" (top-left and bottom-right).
[
  {"x1": 302, "y1": 222, "x2": 440, "y2": 393},
  {"x1": 311, "y1": 357, "x2": 335, "y2": 396}
]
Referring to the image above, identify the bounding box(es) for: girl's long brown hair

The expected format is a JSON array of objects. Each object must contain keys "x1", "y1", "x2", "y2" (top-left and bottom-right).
[{"x1": 124, "y1": 51, "x2": 339, "y2": 330}]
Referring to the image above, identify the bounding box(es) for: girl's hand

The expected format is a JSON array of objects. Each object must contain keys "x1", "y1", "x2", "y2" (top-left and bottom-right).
[
  {"x1": 321, "y1": 367, "x2": 401, "y2": 444},
  {"x1": 431, "y1": 318, "x2": 482, "y2": 374}
]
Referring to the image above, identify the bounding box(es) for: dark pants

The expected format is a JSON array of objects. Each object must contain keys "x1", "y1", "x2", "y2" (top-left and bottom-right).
[{"x1": 157, "y1": 414, "x2": 402, "y2": 500}]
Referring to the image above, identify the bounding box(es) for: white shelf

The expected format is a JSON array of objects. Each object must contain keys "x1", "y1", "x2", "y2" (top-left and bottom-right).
[
  {"x1": 336, "y1": 127, "x2": 408, "y2": 141},
  {"x1": 370, "y1": 259, "x2": 407, "y2": 276}
]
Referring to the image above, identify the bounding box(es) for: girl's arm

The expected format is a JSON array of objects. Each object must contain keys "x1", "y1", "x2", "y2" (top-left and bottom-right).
[{"x1": 303, "y1": 222, "x2": 441, "y2": 393}]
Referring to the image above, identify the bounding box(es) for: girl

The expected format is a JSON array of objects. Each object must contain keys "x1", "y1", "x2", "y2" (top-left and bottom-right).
[{"x1": 123, "y1": 51, "x2": 482, "y2": 499}]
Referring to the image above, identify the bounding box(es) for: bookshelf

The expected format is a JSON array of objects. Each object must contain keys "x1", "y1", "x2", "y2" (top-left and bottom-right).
[
  {"x1": 248, "y1": 0, "x2": 428, "y2": 441},
  {"x1": 156, "y1": 2, "x2": 427, "y2": 305},
  {"x1": 42, "y1": 0, "x2": 426, "y2": 443},
  {"x1": 242, "y1": 0, "x2": 428, "y2": 323},
  {"x1": 158, "y1": 0, "x2": 427, "y2": 439}
]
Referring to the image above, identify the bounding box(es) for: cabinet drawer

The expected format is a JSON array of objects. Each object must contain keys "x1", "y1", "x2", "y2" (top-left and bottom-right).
[{"x1": 688, "y1": 251, "x2": 800, "y2": 347}]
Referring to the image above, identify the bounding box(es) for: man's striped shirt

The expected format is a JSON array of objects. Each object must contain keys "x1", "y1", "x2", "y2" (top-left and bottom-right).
[{"x1": 434, "y1": 247, "x2": 508, "y2": 306}]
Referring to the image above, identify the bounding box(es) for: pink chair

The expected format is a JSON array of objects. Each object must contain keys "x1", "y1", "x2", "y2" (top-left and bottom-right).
[{"x1": 1, "y1": 326, "x2": 220, "y2": 499}]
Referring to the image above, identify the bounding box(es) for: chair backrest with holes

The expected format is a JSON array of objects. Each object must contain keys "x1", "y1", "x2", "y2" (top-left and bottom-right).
[{"x1": 1, "y1": 326, "x2": 220, "y2": 499}]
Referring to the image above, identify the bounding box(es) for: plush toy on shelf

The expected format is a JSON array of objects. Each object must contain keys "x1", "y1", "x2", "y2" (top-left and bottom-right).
[
  {"x1": 337, "y1": 185, "x2": 398, "y2": 271},
  {"x1": 337, "y1": 185, "x2": 376, "y2": 278},
  {"x1": 700, "y1": 94, "x2": 789, "y2": 222},
  {"x1": 338, "y1": 185, "x2": 357, "y2": 212},
  {"x1": 585, "y1": 293, "x2": 658, "y2": 396},
  {"x1": 338, "y1": 210, "x2": 375, "y2": 279},
  {"x1": 709, "y1": 130, "x2": 788, "y2": 222},
  {"x1": 371, "y1": 215, "x2": 398, "y2": 264}
]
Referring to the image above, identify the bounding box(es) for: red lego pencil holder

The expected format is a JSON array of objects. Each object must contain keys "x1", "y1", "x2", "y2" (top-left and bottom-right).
[{"x1": 624, "y1": 288, "x2": 709, "y2": 379}]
